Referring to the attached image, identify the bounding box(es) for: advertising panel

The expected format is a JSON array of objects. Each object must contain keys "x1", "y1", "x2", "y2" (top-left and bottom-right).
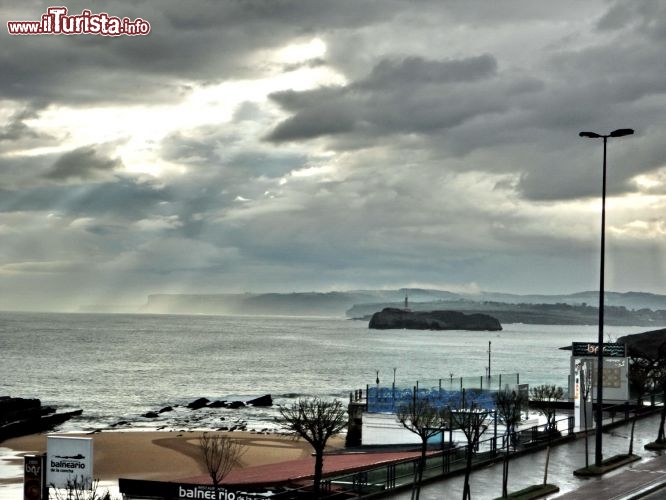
[
  {"x1": 572, "y1": 342, "x2": 626, "y2": 357},
  {"x1": 46, "y1": 436, "x2": 93, "y2": 489},
  {"x1": 569, "y1": 342, "x2": 629, "y2": 401},
  {"x1": 24, "y1": 454, "x2": 46, "y2": 500},
  {"x1": 119, "y1": 479, "x2": 266, "y2": 500}
]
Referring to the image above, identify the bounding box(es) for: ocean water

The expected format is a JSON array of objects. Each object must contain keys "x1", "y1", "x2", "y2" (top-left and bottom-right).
[{"x1": 0, "y1": 312, "x2": 649, "y2": 433}]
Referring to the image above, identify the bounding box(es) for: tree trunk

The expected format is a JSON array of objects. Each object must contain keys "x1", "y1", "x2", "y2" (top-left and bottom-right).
[
  {"x1": 629, "y1": 416, "x2": 637, "y2": 455},
  {"x1": 416, "y1": 442, "x2": 426, "y2": 500},
  {"x1": 658, "y1": 404, "x2": 666, "y2": 443},
  {"x1": 462, "y1": 446, "x2": 472, "y2": 500},
  {"x1": 411, "y1": 444, "x2": 426, "y2": 500},
  {"x1": 583, "y1": 401, "x2": 589, "y2": 468},
  {"x1": 502, "y1": 448, "x2": 509, "y2": 497},
  {"x1": 313, "y1": 449, "x2": 324, "y2": 498},
  {"x1": 413, "y1": 460, "x2": 423, "y2": 500},
  {"x1": 543, "y1": 446, "x2": 550, "y2": 485}
]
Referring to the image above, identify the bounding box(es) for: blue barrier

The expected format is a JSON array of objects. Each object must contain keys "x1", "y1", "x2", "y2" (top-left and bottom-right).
[{"x1": 367, "y1": 386, "x2": 500, "y2": 413}]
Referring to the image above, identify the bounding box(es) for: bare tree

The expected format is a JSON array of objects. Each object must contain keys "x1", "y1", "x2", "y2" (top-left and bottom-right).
[
  {"x1": 579, "y1": 361, "x2": 592, "y2": 468},
  {"x1": 529, "y1": 384, "x2": 564, "y2": 484},
  {"x1": 652, "y1": 342, "x2": 666, "y2": 446},
  {"x1": 494, "y1": 389, "x2": 526, "y2": 498},
  {"x1": 50, "y1": 476, "x2": 112, "y2": 500},
  {"x1": 199, "y1": 432, "x2": 247, "y2": 490},
  {"x1": 449, "y1": 397, "x2": 490, "y2": 500},
  {"x1": 649, "y1": 357, "x2": 666, "y2": 445},
  {"x1": 396, "y1": 397, "x2": 446, "y2": 500},
  {"x1": 628, "y1": 357, "x2": 652, "y2": 455},
  {"x1": 529, "y1": 385, "x2": 564, "y2": 434},
  {"x1": 277, "y1": 397, "x2": 347, "y2": 498}
]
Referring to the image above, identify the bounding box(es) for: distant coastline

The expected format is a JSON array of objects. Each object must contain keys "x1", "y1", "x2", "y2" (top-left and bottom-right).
[{"x1": 74, "y1": 288, "x2": 666, "y2": 327}]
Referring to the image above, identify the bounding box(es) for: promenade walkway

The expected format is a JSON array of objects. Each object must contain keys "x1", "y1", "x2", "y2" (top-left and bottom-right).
[
  {"x1": 130, "y1": 408, "x2": 665, "y2": 500},
  {"x1": 171, "y1": 412, "x2": 666, "y2": 499},
  {"x1": 386, "y1": 412, "x2": 666, "y2": 499}
]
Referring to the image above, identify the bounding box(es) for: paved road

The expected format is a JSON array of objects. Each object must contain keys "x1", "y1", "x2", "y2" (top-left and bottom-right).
[{"x1": 385, "y1": 412, "x2": 665, "y2": 500}]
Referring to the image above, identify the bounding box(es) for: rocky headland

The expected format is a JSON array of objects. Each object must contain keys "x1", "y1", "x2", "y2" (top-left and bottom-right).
[
  {"x1": 0, "y1": 396, "x2": 82, "y2": 442},
  {"x1": 369, "y1": 308, "x2": 502, "y2": 331}
]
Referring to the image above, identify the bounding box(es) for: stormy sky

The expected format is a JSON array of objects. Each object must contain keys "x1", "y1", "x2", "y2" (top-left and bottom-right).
[{"x1": 1, "y1": 0, "x2": 665, "y2": 311}]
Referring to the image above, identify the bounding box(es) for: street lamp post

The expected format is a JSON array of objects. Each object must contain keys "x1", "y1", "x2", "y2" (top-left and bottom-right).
[{"x1": 579, "y1": 128, "x2": 634, "y2": 467}]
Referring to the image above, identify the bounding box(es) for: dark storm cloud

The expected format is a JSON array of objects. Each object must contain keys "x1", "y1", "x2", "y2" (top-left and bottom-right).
[
  {"x1": 0, "y1": 33, "x2": 191, "y2": 105},
  {"x1": 1, "y1": 0, "x2": 402, "y2": 107},
  {"x1": 266, "y1": 102, "x2": 356, "y2": 141},
  {"x1": 0, "y1": 148, "x2": 59, "y2": 191},
  {"x1": 267, "y1": 87, "x2": 344, "y2": 113},
  {"x1": 0, "y1": 105, "x2": 50, "y2": 142},
  {"x1": 44, "y1": 145, "x2": 123, "y2": 181},
  {"x1": 0, "y1": 0, "x2": 505, "y2": 110},
  {"x1": 510, "y1": 23, "x2": 666, "y2": 201},
  {"x1": 359, "y1": 55, "x2": 497, "y2": 89},
  {"x1": 4, "y1": 0, "x2": 666, "y2": 308},
  {"x1": 0, "y1": 179, "x2": 169, "y2": 218},
  {"x1": 597, "y1": 0, "x2": 666, "y2": 39},
  {"x1": 266, "y1": 54, "x2": 503, "y2": 143},
  {"x1": 158, "y1": 0, "x2": 397, "y2": 31}
]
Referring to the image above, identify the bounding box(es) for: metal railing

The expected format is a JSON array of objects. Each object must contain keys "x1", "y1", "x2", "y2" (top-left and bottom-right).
[
  {"x1": 267, "y1": 396, "x2": 665, "y2": 499},
  {"x1": 324, "y1": 414, "x2": 574, "y2": 498}
]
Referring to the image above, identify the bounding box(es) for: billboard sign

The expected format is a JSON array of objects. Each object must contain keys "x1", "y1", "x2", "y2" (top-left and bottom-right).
[
  {"x1": 572, "y1": 342, "x2": 626, "y2": 358},
  {"x1": 24, "y1": 454, "x2": 46, "y2": 500},
  {"x1": 569, "y1": 342, "x2": 629, "y2": 402},
  {"x1": 119, "y1": 479, "x2": 266, "y2": 500},
  {"x1": 46, "y1": 436, "x2": 93, "y2": 489}
]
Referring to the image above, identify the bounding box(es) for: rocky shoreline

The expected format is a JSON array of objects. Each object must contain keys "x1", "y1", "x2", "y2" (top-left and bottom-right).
[{"x1": 112, "y1": 394, "x2": 276, "y2": 433}]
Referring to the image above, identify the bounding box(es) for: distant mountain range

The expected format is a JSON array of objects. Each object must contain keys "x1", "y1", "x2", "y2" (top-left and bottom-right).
[{"x1": 82, "y1": 288, "x2": 666, "y2": 326}]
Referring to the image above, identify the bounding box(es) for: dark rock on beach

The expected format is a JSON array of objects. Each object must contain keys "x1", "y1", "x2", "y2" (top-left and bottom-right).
[
  {"x1": 247, "y1": 394, "x2": 273, "y2": 407},
  {"x1": 166, "y1": 394, "x2": 272, "y2": 414},
  {"x1": 187, "y1": 397, "x2": 210, "y2": 410},
  {"x1": 142, "y1": 411, "x2": 159, "y2": 419},
  {"x1": 369, "y1": 308, "x2": 502, "y2": 331}
]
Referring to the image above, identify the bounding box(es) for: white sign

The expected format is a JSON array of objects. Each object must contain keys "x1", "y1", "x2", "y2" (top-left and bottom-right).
[{"x1": 46, "y1": 436, "x2": 93, "y2": 489}]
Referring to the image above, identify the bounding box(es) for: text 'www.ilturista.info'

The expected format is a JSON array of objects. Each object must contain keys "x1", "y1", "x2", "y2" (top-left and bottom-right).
[{"x1": 7, "y1": 7, "x2": 151, "y2": 36}]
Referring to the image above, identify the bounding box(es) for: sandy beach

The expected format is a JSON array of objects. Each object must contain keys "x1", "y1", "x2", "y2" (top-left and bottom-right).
[{"x1": 1, "y1": 431, "x2": 345, "y2": 485}]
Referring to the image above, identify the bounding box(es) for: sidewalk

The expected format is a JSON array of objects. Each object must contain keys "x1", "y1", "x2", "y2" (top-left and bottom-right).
[
  {"x1": 385, "y1": 412, "x2": 666, "y2": 499},
  {"x1": 555, "y1": 453, "x2": 666, "y2": 499}
]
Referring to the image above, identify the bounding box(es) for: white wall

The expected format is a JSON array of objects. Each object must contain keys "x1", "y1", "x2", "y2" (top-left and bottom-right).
[{"x1": 362, "y1": 412, "x2": 445, "y2": 446}]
